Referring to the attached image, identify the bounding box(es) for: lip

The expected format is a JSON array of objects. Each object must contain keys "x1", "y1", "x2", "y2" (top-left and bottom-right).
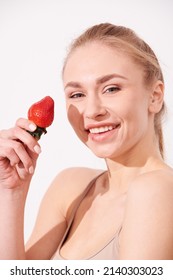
[
  {"x1": 85, "y1": 122, "x2": 120, "y2": 131},
  {"x1": 87, "y1": 123, "x2": 121, "y2": 142}
]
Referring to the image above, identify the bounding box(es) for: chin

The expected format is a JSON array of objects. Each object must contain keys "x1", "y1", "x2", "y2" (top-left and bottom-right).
[{"x1": 88, "y1": 145, "x2": 120, "y2": 159}]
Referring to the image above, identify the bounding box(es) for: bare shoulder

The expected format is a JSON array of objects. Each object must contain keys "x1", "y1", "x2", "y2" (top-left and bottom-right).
[
  {"x1": 128, "y1": 168, "x2": 173, "y2": 200},
  {"x1": 53, "y1": 166, "x2": 104, "y2": 186},
  {"x1": 34, "y1": 166, "x2": 104, "y2": 223},
  {"x1": 126, "y1": 168, "x2": 173, "y2": 222},
  {"x1": 119, "y1": 168, "x2": 173, "y2": 259},
  {"x1": 50, "y1": 167, "x2": 105, "y2": 214},
  {"x1": 52, "y1": 166, "x2": 105, "y2": 193},
  {"x1": 26, "y1": 167, "x2": 104, "y2": 259}
]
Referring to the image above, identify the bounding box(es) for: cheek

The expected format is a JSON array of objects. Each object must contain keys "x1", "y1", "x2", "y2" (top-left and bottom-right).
[
  {"x1": 67, "y1": 104, "x2": 82, "y2": 130},
  {"x1": 122, "y1": 92, "x2": 148, "y2": 115},
  {"x1": 112, "y1": 95, "x2": 149, "y2": 129},
  {"x1": 125, "y1": 101, "x2": 149, "y2": 135},
  {"x1": 67, "y1": 104, "x2": 88, "y2": 142},
  {"x1": 67, "y1": 104, "x2": 79, "y2": 125}
]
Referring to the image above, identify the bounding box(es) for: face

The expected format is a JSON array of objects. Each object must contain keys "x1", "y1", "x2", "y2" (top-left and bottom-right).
[{"x1": 63, "y1": 42, "x2": 153, "y2": 160}]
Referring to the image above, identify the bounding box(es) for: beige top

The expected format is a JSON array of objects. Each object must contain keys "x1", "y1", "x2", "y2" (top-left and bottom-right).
[{"x1": 51, "y1": 172, "x2": 121, "y2": 260}]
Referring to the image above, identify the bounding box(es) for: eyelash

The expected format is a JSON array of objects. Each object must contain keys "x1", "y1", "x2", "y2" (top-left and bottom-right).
[
  {"x1": 69, "y1": 92, "x2": 85, "y2": 99},
  {"x1": 104, "y1": 86, "x2": 121, "y2": 94},
  {"x1": 68, "y1": 86, "x2": 121, "y2": 99}
]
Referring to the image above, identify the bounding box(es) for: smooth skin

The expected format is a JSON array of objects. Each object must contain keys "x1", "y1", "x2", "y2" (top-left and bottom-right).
[{"x1": 0, "y1": 42, "x2": 173, "y2": 260}]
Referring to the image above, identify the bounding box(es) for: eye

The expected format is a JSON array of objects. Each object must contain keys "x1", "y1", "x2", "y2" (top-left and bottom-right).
[
  {"x1": 104, "y1": 86, "x2": 120, "y2": 94},
  {"x1": 69, "y1": 92, "x2": 85, "y2": 99}
]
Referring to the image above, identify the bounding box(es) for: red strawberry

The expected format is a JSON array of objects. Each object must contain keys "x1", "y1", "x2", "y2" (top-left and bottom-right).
[{"x1": 27, "y1": 96, "x2": 54, "y2": 139}]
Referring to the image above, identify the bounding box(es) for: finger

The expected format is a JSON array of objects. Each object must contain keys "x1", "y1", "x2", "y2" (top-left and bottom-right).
[
  {"x1": 0, "y1": 146, "x2": 20, "y2": 167},
  {"x1": 16, "y1": 162, "x2": 33, "y2": 180},
  {"x1": 0, "y1": 127, "x2": 42, "y2": 155},
  {"x1": 15, "y1": 117, "x2": 37, "y2": 132},
  {"x1": 0, "y1": 139, "x2": 34, "y2": 173}
]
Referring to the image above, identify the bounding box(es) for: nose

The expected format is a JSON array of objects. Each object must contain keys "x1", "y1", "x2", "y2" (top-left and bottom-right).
[{"x1": 84, "y1": 95, "x2": 107, "y2": 119}]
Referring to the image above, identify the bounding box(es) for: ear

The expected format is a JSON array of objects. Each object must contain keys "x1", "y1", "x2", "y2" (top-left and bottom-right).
[{"x1": 148, "y1": 80, "x2": 164, "y2": 113}]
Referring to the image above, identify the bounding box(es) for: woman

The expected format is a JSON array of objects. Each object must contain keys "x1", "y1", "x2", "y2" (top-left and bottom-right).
[{"x1": 0, "y1": 23, "x2": 173, "y2": 260}]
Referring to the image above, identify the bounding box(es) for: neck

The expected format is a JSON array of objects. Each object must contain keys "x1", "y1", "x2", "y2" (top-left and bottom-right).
[{"x1": 105, "y1": 144, "x2": 164, "y2": 193}]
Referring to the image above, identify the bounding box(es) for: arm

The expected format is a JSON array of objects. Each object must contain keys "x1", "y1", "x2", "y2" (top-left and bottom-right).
[
  {"x1": 0, "y1": 186, "x2": 28, "y2": 259},
  {"x1": 119, "y1": 170, "x2": 173, "y2": 260},
  {"x1": 0, "y1": 118, "x2": 40, "y2": 259},
  {"x1": 25, "y1": 170, "x2": 68, "y2": 260}
]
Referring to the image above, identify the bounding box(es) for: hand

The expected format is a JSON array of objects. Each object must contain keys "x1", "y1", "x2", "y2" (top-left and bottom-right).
[{"x1": 0, "y1": 118, "x2": 41, "y2": 190}]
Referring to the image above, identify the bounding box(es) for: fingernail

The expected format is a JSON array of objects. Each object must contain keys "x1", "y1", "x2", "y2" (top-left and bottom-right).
[
  {"x1": 29, "y1": 166, "x2": 34, "y2": 174},
  {"x1": 34, "y1": 145, "x2": 42, "y2": 154},
  {"x1": 29, "y1": 123, "x2": 36, "y2": 131}
]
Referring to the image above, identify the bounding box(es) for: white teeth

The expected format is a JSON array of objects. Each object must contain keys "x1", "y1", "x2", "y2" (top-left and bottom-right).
[{"x1": 89, "y1": 125, "x2": 115, "y2": 134}]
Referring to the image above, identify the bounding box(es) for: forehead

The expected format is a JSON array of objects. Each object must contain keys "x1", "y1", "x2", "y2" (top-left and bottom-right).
[{"x1": 63, "y1": 42, "x2": 143, "y2": 84}]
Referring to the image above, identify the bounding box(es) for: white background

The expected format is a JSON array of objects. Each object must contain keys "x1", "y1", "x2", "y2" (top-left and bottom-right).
[{"x1": 0, "y1": 0, "x2": 173, "y2": 242}]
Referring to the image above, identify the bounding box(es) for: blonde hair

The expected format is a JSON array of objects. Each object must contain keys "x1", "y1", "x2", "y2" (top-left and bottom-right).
[{"x1": 63, "y1": 23, "x2": 165, "y2": 158}]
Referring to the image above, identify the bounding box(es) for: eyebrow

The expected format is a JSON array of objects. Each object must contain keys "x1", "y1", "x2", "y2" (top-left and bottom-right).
[
  {"x1": 96, "y1": 73, "x2": 127, "y2": 84},
  {"x1": 64, "y1": 73, "x2": 127, "y2": 89}
]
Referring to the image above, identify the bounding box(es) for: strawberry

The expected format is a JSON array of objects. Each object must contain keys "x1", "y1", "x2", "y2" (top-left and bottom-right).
[{"x1": 27, "y1": 96, "x2": 54, "y2": 140}]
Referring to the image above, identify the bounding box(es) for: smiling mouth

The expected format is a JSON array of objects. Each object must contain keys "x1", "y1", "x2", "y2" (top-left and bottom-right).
[{"x1": 88, "y1": 124, "x2": 121, "y2": 134}]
